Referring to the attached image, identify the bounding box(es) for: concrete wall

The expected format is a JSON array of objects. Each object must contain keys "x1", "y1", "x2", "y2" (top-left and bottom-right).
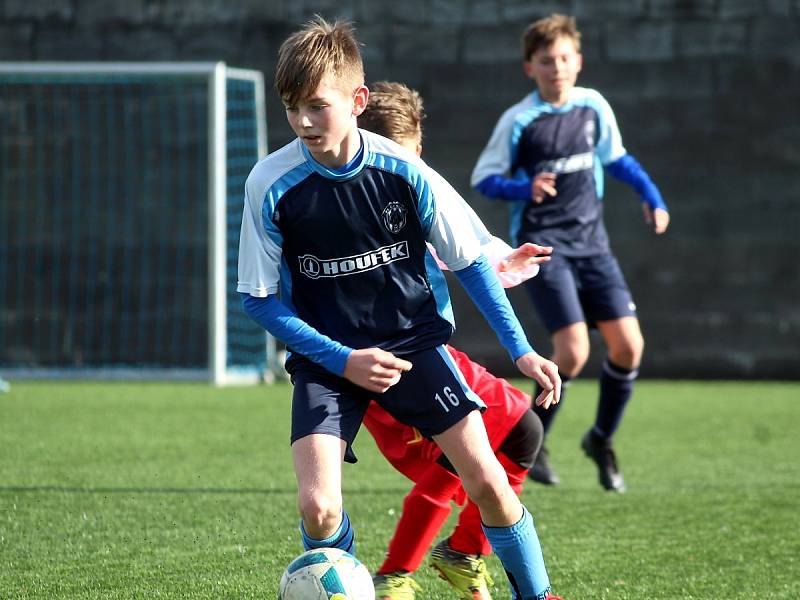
[{"x1": 3, "y1": 0, "x2": 799, "y2": 378}]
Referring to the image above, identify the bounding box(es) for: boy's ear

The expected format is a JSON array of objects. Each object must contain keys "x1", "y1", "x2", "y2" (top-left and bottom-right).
[
  {"x1": 522, "y1": 60, "x2": 535, "y2": 79},
  {"x1": 352, "y1": 85, "x2": 369, "y2": 117}
]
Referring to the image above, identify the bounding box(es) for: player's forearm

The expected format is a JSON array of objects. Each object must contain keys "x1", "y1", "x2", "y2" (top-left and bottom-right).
[
  {"x1": 453, "y1": 255, "x2": 534, "y2": 361},
  {"x1": 240, "y1": 293, "x2": 352, "y2": 375},
  {"x1": 479, "y1": 236, "x2": 513, "y2": 271},
  {"x1": 606, "y1": 154, "x2": 668, "y2": 211},
  {"x1": 430, "y1": 237, "x2": 535, "y2": 289},
  {"x1": 474, "y1": 175, "x2": 532, "y2": 201}
]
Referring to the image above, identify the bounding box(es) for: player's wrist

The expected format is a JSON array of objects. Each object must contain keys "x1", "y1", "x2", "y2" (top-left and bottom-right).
[
  {"x1": 642, "y1": 196, "x2": 668, "y2": 212},
  {"x1": 511, "y1": 344, "x2": 536, "y2": 363},
  {"x1": 331, "y1": 346, "x2": 355, "y2": 376}
]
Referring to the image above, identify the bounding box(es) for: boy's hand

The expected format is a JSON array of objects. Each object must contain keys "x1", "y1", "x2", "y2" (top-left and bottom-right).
[
  {"x1": 500, "y1": 243, "x2": 553, "y2": 273},
  {"x1": 642, "y1": 204, "x2": 670, "y2": 234},
  {"x1": 344, "y1": 348, "x2": 413, "y2": 393},
  {"x1": 531, "y1": 172, "x2": 557, "y2": 204},
  {"x1": 514, "y1": 352, "x2": 561, "y2": 409}
]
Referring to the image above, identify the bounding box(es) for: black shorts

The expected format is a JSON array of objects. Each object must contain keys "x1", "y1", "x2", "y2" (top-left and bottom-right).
[
  {"x1": 524, "y1": 251, "x2": 637, "y2": 333},
  {"x1": 289, "y1": 345, "x2": 486, "y2": 463}
]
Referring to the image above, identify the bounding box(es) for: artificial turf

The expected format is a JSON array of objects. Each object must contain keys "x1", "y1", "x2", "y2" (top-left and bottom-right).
[{"x1": 1, "y1": 379, "x2": 797, "y2": 598}]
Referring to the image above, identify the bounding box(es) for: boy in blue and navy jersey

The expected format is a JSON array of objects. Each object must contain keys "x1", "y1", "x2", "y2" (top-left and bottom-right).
[
  {"x1": 472, "y1": 14, "x2": 670, "y2": 493},
  {"x1": 238, "y1": 17, "x2": 562, "y2": 600}
]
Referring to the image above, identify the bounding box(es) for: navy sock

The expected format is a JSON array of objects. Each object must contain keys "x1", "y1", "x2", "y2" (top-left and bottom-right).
[
  {"x1": 299, "y1": 510, "x2": 356, "y2": 555},
  {"x1": 594, "y1": 359, "x2": 638, "y2": 438},
  {"x1": 532, "y1": 374, "x2": 571, "y2": 434}
]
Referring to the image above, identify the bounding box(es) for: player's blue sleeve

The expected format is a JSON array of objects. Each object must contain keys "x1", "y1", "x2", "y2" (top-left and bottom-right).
[
  {"x1": 606, "y1": 154, "x2": 668, "y2": 211},
  {"x1": 241, "y1": 293, "x2": 352, "y2": 375},
  {"x1": 452, "y1": 255, "x2": 535, "y2": 361},
  {"x1": 474, "y1": 175, "x2": 532, "y2": 202}
]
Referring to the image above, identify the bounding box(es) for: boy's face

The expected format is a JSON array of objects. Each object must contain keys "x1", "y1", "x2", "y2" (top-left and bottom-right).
[
  {"x1": 523, "y1": 35, "x2": 582, "y2": 104},
  {"x1": 284, "y1": 74, "x2": 368, "y2": 166}
]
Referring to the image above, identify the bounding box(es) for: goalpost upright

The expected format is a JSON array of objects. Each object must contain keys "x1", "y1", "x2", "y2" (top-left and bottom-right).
[{"x1": 0, "y1": 62, "x2": 276, "y2": 385}]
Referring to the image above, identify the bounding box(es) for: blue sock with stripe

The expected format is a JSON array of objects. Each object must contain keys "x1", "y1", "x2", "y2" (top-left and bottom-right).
[
  {"x1": 300, "y1": 510, "x2": 356, "y2": 555},
  {"x1": 482, "y1": 506, "x2": 551, "y2": 600}
]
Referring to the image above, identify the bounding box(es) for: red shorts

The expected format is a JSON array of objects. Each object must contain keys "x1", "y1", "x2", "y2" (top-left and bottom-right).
[{"x1": 362, "y1": 345, "x2": 530, "y2": 484}]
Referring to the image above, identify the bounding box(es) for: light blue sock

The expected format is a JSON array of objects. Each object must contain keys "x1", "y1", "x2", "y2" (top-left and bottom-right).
[
  {"x1": 299, "y1": 510, "x2": 356, "y2": 555},
  {"x1": 482, "y1": 506, "x2": 551, "y2": 600}
]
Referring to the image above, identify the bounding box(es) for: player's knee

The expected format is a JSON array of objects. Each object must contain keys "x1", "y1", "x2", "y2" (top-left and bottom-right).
[
  {"x1": 297, "y1": 492, "x2": 342, "y2": 534},
  {"x1": 552, "y1": 334, "x2": 590, "y2": 376},
  {"x1": 552, "y1": 324, "x2": 590, "y2": 374},
  {"x1": 556, "y1": 347, "x2": 589, "y2": 377},
  {"x1": 461, "y1": 462, "x2": 512, "y2": 507},
  {"x1": 610, "y1": 334, "x2": 644, "y2": 369},
  {"x1": 465, "y1": 478, "x2": 504, "y2": 508}
]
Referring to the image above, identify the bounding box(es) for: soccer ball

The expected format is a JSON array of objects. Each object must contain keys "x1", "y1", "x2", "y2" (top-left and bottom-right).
[{"x1": 279, "y1": 547, "x2": 375, "y2": 600}]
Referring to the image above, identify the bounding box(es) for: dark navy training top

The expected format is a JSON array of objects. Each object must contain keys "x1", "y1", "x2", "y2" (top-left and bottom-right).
[
  {"x1": 238, "y1": 129, "x2": 533, "y2": 373},
  {"x1": 471, "y1": 87, "x2": 627, "y2": 257}
]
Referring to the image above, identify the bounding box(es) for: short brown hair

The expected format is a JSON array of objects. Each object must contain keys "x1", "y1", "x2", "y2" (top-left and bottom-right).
[
  {"x1": 359, "y1": 81, "x2": 424, "y2": 145},
  {"x1": 522, "y1": 13, "x2": 581, "y2": 60},
  {"x1": 275, "y1": 15, "x2": 364, "y2": 106}
]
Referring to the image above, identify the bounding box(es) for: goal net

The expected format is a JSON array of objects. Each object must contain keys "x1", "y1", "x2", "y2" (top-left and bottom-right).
[{"x1": 0, "y1": 62, "x2": 276, "y2": 384}]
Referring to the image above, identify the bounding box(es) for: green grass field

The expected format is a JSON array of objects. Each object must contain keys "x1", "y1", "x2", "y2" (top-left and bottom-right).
[{"x1": 1, "y1": 380, "x2": 798, "y2": 599}]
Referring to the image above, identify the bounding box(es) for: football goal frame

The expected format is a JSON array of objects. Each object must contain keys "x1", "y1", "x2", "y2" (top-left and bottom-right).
[{"x1": 0, "y1": 62, "x2": 277, "y2": 385}]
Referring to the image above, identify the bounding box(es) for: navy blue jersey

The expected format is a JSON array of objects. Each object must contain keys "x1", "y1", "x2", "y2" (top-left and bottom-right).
[
  {"x1": 472, "y1": 87, "x2": 627, "y2": 257},
  {"x1": 238, "y1": 130, "x2": 485, "y2": 361}
]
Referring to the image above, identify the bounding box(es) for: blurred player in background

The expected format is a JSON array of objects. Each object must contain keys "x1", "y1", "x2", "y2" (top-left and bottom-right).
[
  {"x1": 359, "y1": 81, "x2": 560, "y2": 600},
  {"x1": 472, "y1": 14, "x2": 670, "y2": 493},
  {"x1": 238, "y1": 17, "x2": 563, "y2": 600}
]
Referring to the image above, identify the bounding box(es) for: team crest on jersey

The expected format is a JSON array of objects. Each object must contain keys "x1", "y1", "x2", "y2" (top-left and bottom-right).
[
  {"x1": 382, "y1": 202, "x2": 407, "y2": 234},
  {"x1": 298, "y1": 241, "x2": 409, "y2": 279}
]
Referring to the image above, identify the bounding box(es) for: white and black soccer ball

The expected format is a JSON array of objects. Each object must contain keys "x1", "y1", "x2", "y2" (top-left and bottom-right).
[{"x1": 279, "y1": 548, "x2": 375, "y2": 600}]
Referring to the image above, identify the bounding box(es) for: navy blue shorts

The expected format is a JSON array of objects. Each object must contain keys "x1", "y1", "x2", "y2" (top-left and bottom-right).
[
  {"x1": 288, "y1": 345, "x2": 486, "y2": 463},
  {"x1": 524, "y1": 252, "x2": 637, "y2": 333}
]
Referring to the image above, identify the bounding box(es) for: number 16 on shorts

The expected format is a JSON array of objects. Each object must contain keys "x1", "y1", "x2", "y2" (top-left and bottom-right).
[{"x1": 436, "y1": 386, "x2": 461, "y2": 412}]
